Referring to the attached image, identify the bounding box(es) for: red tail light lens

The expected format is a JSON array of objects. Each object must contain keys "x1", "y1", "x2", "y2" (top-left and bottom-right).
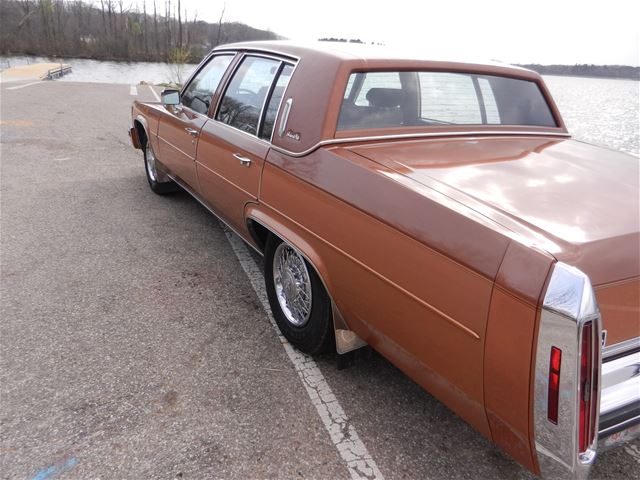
[
  {"x1": 579, "y1": 322, "x2": 597, "y2": 453},
  {"x1": 548, "y1": 346, "x2": 562, "y2": 424}
]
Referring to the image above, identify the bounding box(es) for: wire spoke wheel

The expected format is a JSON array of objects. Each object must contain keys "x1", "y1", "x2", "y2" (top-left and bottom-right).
[
  {"x1": 273, "y1": 243, "x2": 313, "y2": 327},
  {"x1": 145, "y1": 142, "x2": 158, "y2": 182},
  {"x1": 265, "y1": 235, "x2": 334, "y2": 354},
  {"x1": 142, "y1": 138, "x2": 177, "y2": 194}
]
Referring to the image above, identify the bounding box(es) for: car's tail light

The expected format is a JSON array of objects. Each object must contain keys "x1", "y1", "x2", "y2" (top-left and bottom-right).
[
  {"x1": 534, "y1": 262, "x2": 602, "y2": 478},
  {"x1": 579, "y1": 321, "x2": 598, "y2": 453},
  {"x1": 548, "y1": 346, "x2": 562, "y2": 424}
]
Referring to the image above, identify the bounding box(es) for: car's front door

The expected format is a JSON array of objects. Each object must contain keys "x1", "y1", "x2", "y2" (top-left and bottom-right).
[
  {"x1": 156, "y1": 54, "x2": 234, "y2": 189},
  {"x1": 196, "y1": 55, "x2": 294, "y2": 231}
]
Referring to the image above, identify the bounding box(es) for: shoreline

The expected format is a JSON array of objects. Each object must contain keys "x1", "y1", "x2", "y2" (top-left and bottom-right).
[
  {"x1": 541, "y1": 72, "x2": 639, "y2": 81},
  {"x1": 2, "y1": 54, "x2": 638, "y2": 81},
  {"x1": 0, "y1": 52, "x2": 199, "y2": 67}
]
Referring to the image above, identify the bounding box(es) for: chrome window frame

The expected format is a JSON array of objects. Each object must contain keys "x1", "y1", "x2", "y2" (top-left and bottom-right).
[{"x1": 212, "y1": 52, "x2": 299, "y2": 142}]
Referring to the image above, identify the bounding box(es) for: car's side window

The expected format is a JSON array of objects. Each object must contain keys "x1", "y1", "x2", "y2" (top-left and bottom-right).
[
  {"x1": 181, "y1": 54, "x2": 233, "y2": 115},
  {"x1": 259, "y1": 64, "x2": 294, "y2": 141},
  {"x1": 216, "y1": 56, "x2": 281, "y2": 136}
]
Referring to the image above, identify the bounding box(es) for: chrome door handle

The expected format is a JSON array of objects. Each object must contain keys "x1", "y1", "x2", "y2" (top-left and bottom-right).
[
  {"x1": 233, "y1": 153, "x2": 252, "y2": 167},
  {"x1": 185, "y1": 127, "x2": 198, "y2": 137}
]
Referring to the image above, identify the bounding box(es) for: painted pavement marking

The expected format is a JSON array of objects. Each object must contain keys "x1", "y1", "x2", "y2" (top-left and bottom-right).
[
  {"x1": 5, "y1": 81, "x2": 43, "y2": 90},
  {"x1": 148, "y1": 84, "x2": 160, "y2": 101},
  {"x1": 222, "y1": 224, "x2": 384, "y2": 480},
  {"x1": 31, "y1": 457, "x2": 77, "y2": 480},
  {"x1": 626, "y1": 443, "x2": 640, "y2": 465},
  {"x1": 129, "y1": 85, "x2": 138, "y2": 96}
]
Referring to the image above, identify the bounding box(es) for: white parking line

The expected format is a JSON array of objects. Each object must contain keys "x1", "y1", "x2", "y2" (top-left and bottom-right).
[
  {"x1": 222, "y1": 224, "x2": 384, "y2": 480},
  {"x1": 626, "y1": 443, "x2": 640, "y2": 464},
  {"x1": 148, "y1": 84, "x2": 160, "y2": 101},
  {"x1": 129, "y1": 85, "x2": 138, "y2": 96},
  {"x1": 5, "y1": 81, "x2": 43, "y2": 90}
]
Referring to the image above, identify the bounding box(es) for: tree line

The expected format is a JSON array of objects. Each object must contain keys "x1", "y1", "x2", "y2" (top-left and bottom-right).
[
  {"x1": 0, "y1": 0, "x2": 280, "y2": 63},
  {"x1": 518, "y1": 63, "x2": 639, "y2": 80}
]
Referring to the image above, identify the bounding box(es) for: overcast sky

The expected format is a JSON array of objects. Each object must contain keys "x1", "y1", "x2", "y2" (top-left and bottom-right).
[{"x1": 178, "y1": 0, "x2": 639, "y2": 66}]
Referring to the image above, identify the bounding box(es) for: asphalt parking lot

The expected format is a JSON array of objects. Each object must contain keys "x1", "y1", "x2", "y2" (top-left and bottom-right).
[{"x1": 1, "y1": 79, "x2": 639, "y2": 479}]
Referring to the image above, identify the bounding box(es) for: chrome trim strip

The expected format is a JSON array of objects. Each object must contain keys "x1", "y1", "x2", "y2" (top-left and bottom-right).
[
  {"x1": 279, "y1": 98, "x2": 293, "y2": 137},
  {"x1": 268, "y1": 64, "x2": 296, "y2": 143},
  {"x1": 600, "y1": 351, "x2": 640, "y2": 415},
  {"x1": 271, "y1": 130, "x2": 571, "y2": 158},
  {"x1": 256, "y1": 60, "x2": 284, "y2": 137},
  {"x1": 534, "y1": 262, "x2": 602, "y2": 479},
  {"x1": 213, "y1": 46, "x2": 301, "y2": 63},
  {"x1": 205, "y1": 118, "x2": 271, "y2": 147},
  {"x1": 603, "y1": 337, "x2": 640, "y2": 360},
  {"x1": 211, "y1": 52, "x2": 245, "y2": 123}
]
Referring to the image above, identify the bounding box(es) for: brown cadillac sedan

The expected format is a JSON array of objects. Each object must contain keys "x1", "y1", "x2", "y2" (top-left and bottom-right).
[{"x1": 129, "y1": 41, "x2": 639, "y2": 479}]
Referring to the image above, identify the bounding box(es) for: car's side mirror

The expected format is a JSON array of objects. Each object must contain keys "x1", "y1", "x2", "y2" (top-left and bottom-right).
[{"x1": 161, "y1": 89, "x2": 180, "y2": 106}]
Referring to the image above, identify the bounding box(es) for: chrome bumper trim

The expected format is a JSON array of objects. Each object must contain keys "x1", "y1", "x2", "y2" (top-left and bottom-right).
[
  {"x1": 597, "y1": 345, "x2": 640, "y2": 450},
  {"x1": 598, "y1": 416, "x2": 640, "y2": 451},
  {"x1": 600, "y1": 350, "x2": 640, "y2": 415},
  {"x1": 602, "y1": 337, "x2": 640, "y2": 360},
  {"x1": 599, "y1": 413, "x2": 640, "y2": 438}
]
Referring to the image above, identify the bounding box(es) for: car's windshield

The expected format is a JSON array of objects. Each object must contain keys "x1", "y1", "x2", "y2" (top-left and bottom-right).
[{"x1": 338, "y1": 71, "x2": 557, "y2": 131}]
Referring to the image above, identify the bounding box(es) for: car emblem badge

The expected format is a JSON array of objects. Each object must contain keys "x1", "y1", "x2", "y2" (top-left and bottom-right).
[{"x1": 285, "y1": 130, "x2": 301, "y2": 141}]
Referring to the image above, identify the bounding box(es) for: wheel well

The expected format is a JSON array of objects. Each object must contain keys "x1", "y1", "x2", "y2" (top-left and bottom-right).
[
  {"x1": 134, "y1": 120, "x2": 147, "y2": 147},
  {"x1": 246, "y1": 218, "x2": 270, "y2": 253}
]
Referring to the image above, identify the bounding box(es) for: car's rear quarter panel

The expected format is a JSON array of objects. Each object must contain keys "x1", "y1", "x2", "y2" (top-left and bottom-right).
[
  {"x1": 485, "y1": 242, "x2": 554, "y2": 473},
  {"x1": 252, "y1": 146, "x2": 527, "y2": 439}
]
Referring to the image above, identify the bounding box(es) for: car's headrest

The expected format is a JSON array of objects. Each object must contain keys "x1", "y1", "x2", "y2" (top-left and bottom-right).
[{"x1": 366, "y1": 88, "x2": 404, "y2": 108}]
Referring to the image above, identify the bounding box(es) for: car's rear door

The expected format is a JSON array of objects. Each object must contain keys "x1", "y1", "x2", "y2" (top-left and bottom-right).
[
  {"x1": 196, "y1": 54, "x2": 294, "y2": 231},
  {"x1": 156, "y1": 53, "x2": 235, "y2": 189}
]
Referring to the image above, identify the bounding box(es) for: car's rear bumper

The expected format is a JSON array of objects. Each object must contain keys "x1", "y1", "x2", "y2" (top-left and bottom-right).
[{"x1": 598, "y1": 337, "x2": 640, "y2": 450}]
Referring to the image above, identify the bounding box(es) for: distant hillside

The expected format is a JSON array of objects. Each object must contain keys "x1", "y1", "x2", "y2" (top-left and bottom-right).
[
  {"x1": 0, "y1": 0, "x2": 280, "y2": 63},
  {"x1": 516, "y1": 64, "x2": 639, "y2": 80}
]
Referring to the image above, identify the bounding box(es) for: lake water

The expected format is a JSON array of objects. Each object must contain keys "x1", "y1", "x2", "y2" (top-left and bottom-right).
[{"x1": 2, "y1": 55, "x2": 638, "y2": 156}]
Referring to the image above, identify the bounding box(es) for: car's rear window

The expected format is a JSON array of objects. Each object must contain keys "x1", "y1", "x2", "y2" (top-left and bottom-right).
[{"x1": 338, "y1": 71, "x2": 557, "y2": 131}]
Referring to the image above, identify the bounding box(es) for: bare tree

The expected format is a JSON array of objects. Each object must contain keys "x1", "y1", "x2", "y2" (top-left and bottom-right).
[
  {"x1": 177, "y1": 0, "x2": 181, "y2": 48},
  {"x1": 1, "y1": 0, "x2": 279, "y2": 62},
  {"x1": 153, "y1": 0, "x2": 159, "y2": 57},
  {"x1": 215, "y1": 2, "x2": 225, "y2": 46},
  {"x1": 142, "y1": 0, "x2": 148, "y2": 54}
]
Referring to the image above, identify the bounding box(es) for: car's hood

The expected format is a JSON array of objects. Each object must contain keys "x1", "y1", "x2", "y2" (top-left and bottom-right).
[{"x1": 348, "y1": 136, "x2": 640, "y2": 286}]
